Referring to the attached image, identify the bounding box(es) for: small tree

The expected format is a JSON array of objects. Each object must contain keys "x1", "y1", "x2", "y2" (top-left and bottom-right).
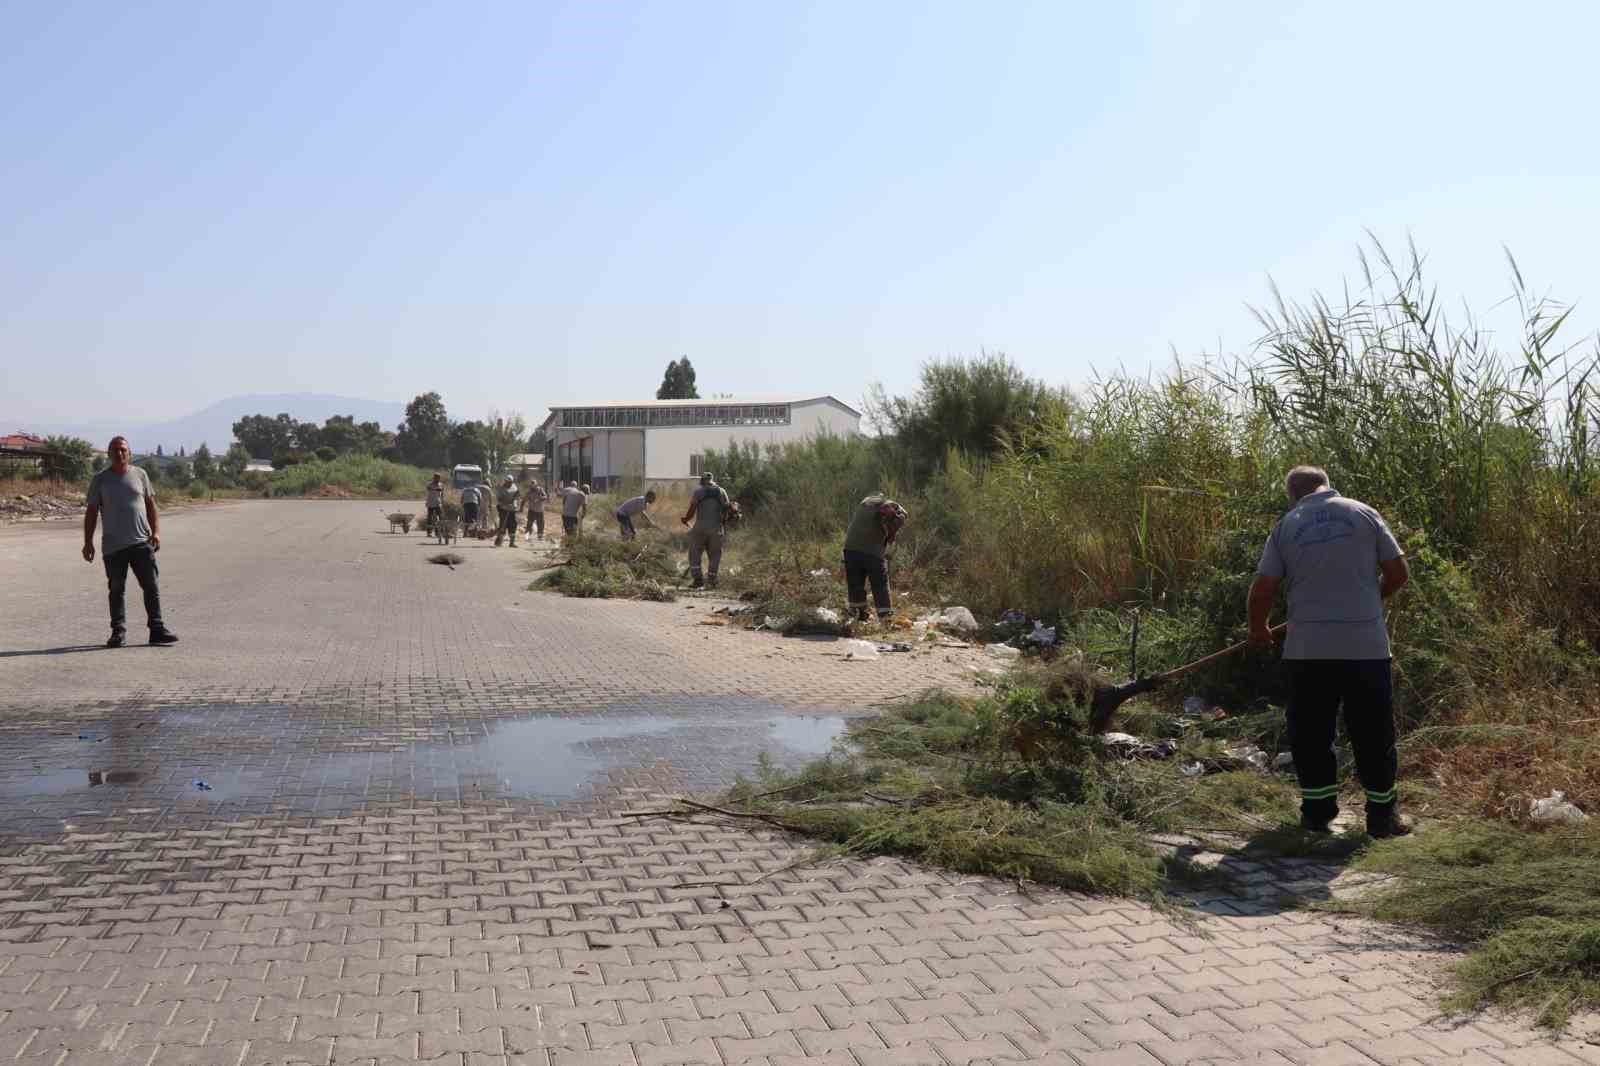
[
  {"x1": 484, "y1": 410, "x2": 528, "y2": 473},
  {"x1": 396, "y1": 392, "x2": 450, "y2": 467},
  {"x1": 137, "y1": 458, "x2": 162, "y2": 484},
  {"x1": 656, "y1": 357, "x2": 700, "y2": 399},
  {"x1": 191, "y1": 443, "x2": 215, "y2": 482},
  {"x1": 40, "y1": 435, "x2": 94, "y2": 482},
  {"x1": 221, "y1": 443, "x2": 250, "y2": 482}
]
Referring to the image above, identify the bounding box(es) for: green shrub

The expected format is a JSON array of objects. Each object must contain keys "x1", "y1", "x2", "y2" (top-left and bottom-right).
[
  {"x1": 188, "y1": 482, "x2": 208, "y2": 499},
  {"x1": 266, "y1": 456, "x2": 430, "y2": 498}
]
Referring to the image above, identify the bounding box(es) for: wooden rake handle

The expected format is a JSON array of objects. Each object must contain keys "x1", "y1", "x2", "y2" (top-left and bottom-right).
[{"x1": 1150, "y1": 622, "x2": 1287, "y2": 683}]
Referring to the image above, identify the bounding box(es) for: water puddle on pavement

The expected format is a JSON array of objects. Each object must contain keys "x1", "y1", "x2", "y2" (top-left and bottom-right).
[{"x1": 0, "y1": 707, "x2": 851, "y2": 821}]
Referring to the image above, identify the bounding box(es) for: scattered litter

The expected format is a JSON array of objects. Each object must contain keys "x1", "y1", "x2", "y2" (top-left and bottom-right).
[
  {"x1": 1180, "y1": 761, "x2": 1205, "y2": 777},
  {"x1": 1222, "y1": 744, "x2": 1271, "y2": 771},
  {"x1": 984, "y1": 644, "x2": 1021, "y2": 662},
  {"x1": 932, "y1": 606, "x2": 979, "y2": 632},
  {"x1": 1530, "y1": 790, "x2": 1589, "y2": 824},
  {"x1": 842, "y1": 639, "x2": 881, "y2": 661},
  {"x1": 1211, "y1": 708, "x2": 1229, "y2": 721},
  {"x1": 999, "y1": 609, "x2": 1028, "y2": 625},
  {"x1": 1273, "y1": 752, "x2": 1295, "y2": 771},
  {"x1": 875, "y1": 642, "x2": 913, "y2": 653},
  {"x1": 698, "y1": 618, "x2": 728, "y2": 627},
  {"x1": 1099, "y1": 733, "x2": 1179, "y2": 760},
  {"x1": 814, "y1": 607, "x2": 841, "y2": 624},
  {"x1": 77, "y1": 733, "x2": 101, "y2": 742},
  {"x1": 192, "y1": 779, "x2": 213, "y2": 792},
  {"x1": 1025, "y1": 622, "x2": 1056, "y2": 646},
  {"x1": 1182, "y1": 696, "x2": 1207, "y2": 716},
  {"x1": 935, "y1": 639, "x2": 970, "y2": 648},
  {"x1": 809, "y1": 568, "x2": 832, "y2": 578}
]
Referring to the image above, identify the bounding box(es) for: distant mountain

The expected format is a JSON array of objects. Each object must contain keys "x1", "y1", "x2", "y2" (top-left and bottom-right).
[{"x1": 26, "y1": 393, "x2": 408, "y2": 454}]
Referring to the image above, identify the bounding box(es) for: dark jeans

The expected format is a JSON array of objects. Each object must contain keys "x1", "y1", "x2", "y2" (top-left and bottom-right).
[
  {"x1": 104, "y1": 542, "x2": 163, "y2": 634},
  {"x1": 425, "y1": 505, "x2": 442, "y2": 531},
  {"x1": 494, "y1": 507, "x2": 518, "y2": 545},
  {"x1": 843, "y1": 549, "x2": 891, "y2": 619},
  {"x1": 526, "y1": 508, "x2": 545, "y2": 536},
  {"x1": 616, "y1": 513, "x2": 636, "y2": 539},
  {"x1": 463, "y1": 502, "x2": 479, "y2": 527},
  {"x1": 562, "y1": 515, "x2": 580, "y2": 536},
  {"x1": 1287, "y1": 659, "x2": 1398, "y2": 827}
]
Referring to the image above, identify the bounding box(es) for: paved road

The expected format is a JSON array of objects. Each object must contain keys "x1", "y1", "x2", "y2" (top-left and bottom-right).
[{"x1": 0, "y1": 501, "x2": 1591, "y2": 1065}]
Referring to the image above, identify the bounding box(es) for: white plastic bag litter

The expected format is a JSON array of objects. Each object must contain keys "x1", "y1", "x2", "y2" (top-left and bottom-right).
[
  {"x1": 814, "y1": 607, "x2": 841, "y2": 624},
  {"x1": 984, "y1": 644, "x2": 1021, "y2": 661},
  {"x1": 1530, "y1": 790, "x2": 1589, "y2": 824},
  {"x1": 937, "y1": 606, "x2": 979, "y2": 632},
  {"x1": 1026, "y1": 622, "x2": 1056, "y2": 645},
  {"x1": 842, "y1": 639, "x2": 881, "y2": 661}
]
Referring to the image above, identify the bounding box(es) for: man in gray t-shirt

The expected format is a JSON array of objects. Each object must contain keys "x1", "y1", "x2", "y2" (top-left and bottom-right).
[
  {"x1": 83, "y1": 436, "x2": 178, "y2": 647},
  {"x1": 560, "y1": 482, "x2": 587, "y2": 536},
  {"x1": 1248, "y1": 465, "x2": 1409, "y2": 837}
]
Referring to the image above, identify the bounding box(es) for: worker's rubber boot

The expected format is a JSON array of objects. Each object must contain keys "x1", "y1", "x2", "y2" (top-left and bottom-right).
[
  {"x1": 1367, "y1": 810, "x2": 1412, "y2": 839},
  {"x1": 706, "y1": 574, "x2": 718, "y2": 590},
  {"x1": 1298, "y1": 815, "x2": 1333, "y2": 835},
  {"x1": 691, "y1": 574, "x2": 704, "y2": 589}
]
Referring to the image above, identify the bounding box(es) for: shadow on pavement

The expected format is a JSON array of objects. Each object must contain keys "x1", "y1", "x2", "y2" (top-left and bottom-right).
[{"x1": 0, "y1": 644, "x2": 114, "y2": 658}]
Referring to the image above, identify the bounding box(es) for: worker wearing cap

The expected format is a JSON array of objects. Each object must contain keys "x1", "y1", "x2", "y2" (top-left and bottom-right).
[
  {"x1": 842, "y1": 493, "x2": 908, "y2": 622},
  {"x1": 459, "y1": 481, "x2": 481, "y2": 532},
  {"x1": 493, "y1": 474, "x2": 521, "y2": 548},
  {"x1": 680, "y1": 473, "x2": 730, "y2": 589},
  {"x1": 524, "y1": 479, "x2": 548, "y2": 540},
  {"x1": 1248, "y1": 465, "x2": 1411, "y2": 838}
]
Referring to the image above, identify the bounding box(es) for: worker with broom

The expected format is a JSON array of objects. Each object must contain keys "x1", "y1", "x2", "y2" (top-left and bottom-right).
[{"x1": 1248, "y1": 465, "x2": 1411, "y2": 838}]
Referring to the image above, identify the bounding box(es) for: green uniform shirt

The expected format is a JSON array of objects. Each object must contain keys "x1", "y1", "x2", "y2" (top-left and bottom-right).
[{"x1": 844, "y1": 494, "x2": 897, "y2": 557}]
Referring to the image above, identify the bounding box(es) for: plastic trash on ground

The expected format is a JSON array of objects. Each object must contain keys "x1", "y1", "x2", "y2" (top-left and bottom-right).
[
  {"x1": 999, "y1": 609, "x2": 1028, "y2": 625},
  {"x1": 1530, "y1": 790, "x2": 1589, "y2": 824},
  {"x1": 936, "y1": 606, "x2": 979, "y2": 632},
  {"x1": 1025, "y1": 622, "x2": 1056, "y2": 646},
  {"x1": 842, "y1": 639, "x2": 881, "y2": 661},
  {"x1": 1182, "y1": 696, "x2": 1207, "y2": 717},
  {"x1": 984, "y1": 644, "x2": 1021, "y2": 661},
  {"x1": 1273, "y1": 752, "x2": 1295, "y2": 771},
  {"x1": 193, "y1": 779, "x2": 213, "y2": 792},
  {"x1": 809, "y1": 568, "x2": 832, "y2": 578},
  {"x1": 813, "y1": 607, "x2": 841, "y2": 624}
]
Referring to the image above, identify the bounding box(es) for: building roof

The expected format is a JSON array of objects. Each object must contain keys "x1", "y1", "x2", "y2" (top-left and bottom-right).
[
  {"x1": 547, "y1": 395, "x2": 860, "y2": 416},
  {"x1": 0, "y1": 432, "x2": 49, "y2": 452}
]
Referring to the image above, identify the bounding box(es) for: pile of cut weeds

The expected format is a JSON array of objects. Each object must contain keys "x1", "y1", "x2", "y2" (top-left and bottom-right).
[
  {"x1": 715, "y1": 679, "x2": 1302, "y2": 903},
  {"x1": 532, "y1": 535, "x2": 679, "y2": 601},
  {"x1": 694, "y1": 667, "x2": 1600, "y2": 1030}
]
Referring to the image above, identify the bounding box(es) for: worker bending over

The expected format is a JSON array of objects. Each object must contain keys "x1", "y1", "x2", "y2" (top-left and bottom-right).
[{"x1": 843, "y1": 493, "x2": 907, "y2": 623}]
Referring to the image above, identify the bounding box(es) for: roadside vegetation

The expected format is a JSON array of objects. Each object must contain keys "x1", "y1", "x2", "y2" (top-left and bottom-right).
[
  {"x1": 264, "y1": 455, "x2": 435, "y2": 499},
  {"x1": 641, "y1": 239, "x2": 1598, "y2": 1027}
]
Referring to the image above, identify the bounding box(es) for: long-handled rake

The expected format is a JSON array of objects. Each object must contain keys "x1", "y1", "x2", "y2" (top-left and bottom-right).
[{"x1": 1089, "y1": 622, "x2": 1286, "y2": 733}]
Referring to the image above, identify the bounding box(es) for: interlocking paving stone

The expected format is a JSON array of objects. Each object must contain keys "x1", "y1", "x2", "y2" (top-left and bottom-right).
[{"x1": 2, "y1": 500, "x2": 1598, "y2": 1064}]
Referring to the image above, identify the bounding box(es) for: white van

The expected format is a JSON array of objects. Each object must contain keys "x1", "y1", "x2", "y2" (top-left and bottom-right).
[{"x1": 451, "y1": 464, "x2": 483, "y2": 490}]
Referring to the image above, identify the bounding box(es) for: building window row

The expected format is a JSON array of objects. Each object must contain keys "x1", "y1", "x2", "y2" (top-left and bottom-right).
[{"x1": 557, "y1": 404, "x2": 791, "y2": 428}]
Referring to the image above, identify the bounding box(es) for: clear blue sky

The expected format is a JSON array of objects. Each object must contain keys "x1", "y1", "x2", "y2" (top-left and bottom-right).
[{"x1": 4, "y1": 0, "x2": 1598, "y2": 427}]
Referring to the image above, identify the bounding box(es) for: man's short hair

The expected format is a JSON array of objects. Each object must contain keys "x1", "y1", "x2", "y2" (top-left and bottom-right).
[
  {"x1": 1284, "y1": 465, "x2": 1330, "y2": 501},
  {"x1": 108, "y1": 436, "x2": 129, "y2": 450}
]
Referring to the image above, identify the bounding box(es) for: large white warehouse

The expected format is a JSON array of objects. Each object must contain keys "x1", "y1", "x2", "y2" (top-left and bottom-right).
[{"x1": 539, "y1": 395, "x2": 861, "y2": 490}]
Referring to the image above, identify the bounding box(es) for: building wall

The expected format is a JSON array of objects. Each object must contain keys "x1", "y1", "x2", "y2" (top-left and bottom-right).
[
  {"x1": 547, "y1": 399, "x2": 860, "y2": 487},
  {"x1": 642, "y1": 399, "x2": 859, "y2": 480}
]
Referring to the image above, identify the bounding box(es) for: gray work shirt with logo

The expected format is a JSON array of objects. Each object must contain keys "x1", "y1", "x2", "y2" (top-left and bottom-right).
[
  {"x1": 86, "y1": 467, "x2": 155, "y2": 556},
  {"x1": 690, "y1": 484, "x2": 729, "y2": 533},
  {"x1": 1257, "y1": 489, "x2": 1403, "y2": 660}
]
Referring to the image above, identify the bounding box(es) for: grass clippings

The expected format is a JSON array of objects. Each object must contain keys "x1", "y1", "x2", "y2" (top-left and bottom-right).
[
  {"x1": 704, "y1": 682, "x2": 1304, "y2": 904},
  {"x1": 1339, "y1": 820, "x2": 1600, "y2": 1029},
  {"x1": 533, "y1": 535, "x2": 679, "y2": 602}
]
